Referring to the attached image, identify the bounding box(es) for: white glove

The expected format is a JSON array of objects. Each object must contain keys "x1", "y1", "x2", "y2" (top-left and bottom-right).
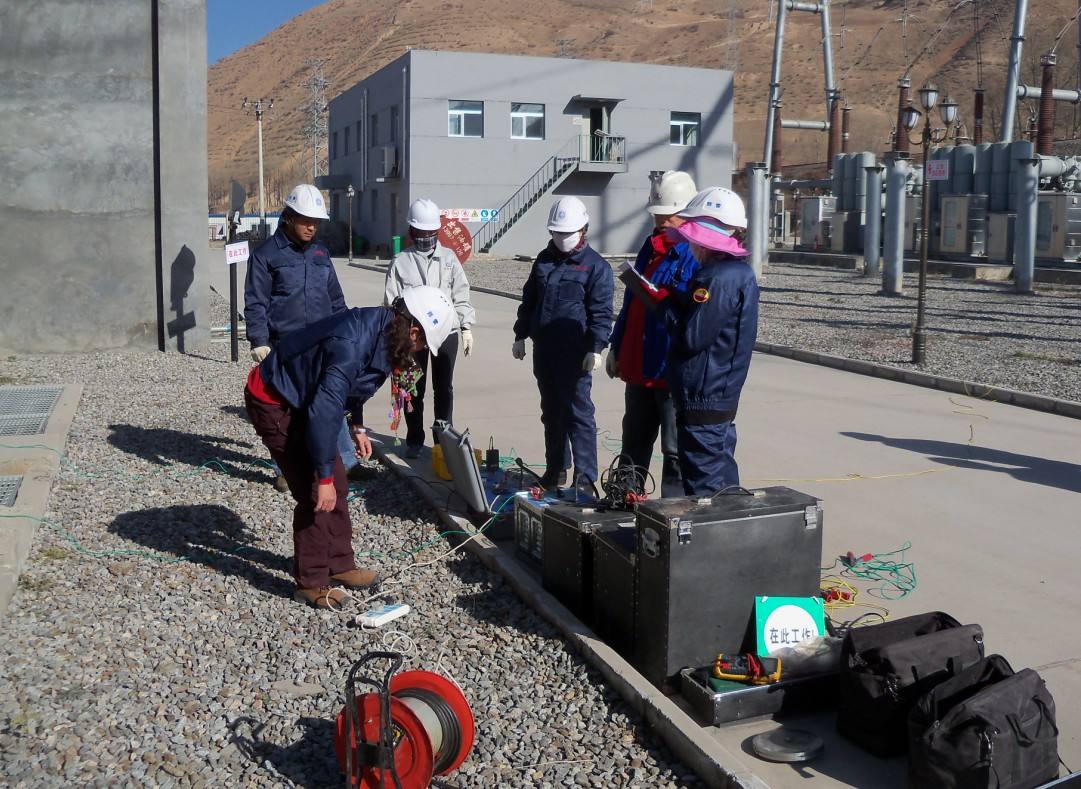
[
  {"x1": 461, "y1": 328, "x2": 474, "y2": 357},
  {"x1": 250, "y1": 345, "x2": 271, "y2": 363},
  {"x1": 582, "y1": 352, "x2": 602, "y2": 373},
  {"x1": 605, "y1": 351, "x2": 619, "y2": 379},
  {"x1": 512, "y1": 339, "x2": 526, "y2": 360}
]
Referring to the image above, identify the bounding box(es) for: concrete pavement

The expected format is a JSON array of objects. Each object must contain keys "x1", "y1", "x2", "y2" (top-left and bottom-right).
[{"x1": 237, "y1": 258, "x2": 1081, "y2": 786}]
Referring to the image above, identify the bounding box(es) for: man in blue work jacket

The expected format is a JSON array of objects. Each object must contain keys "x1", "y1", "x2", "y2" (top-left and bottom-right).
[
  {"x1": 659, "y1": 187, "x2": 758, "y2": 495},
  {"x1": 608, "y1": 171, "x2": 699, "y2": 497},
  {"x1": 512, "y1": 196, "x2": 614, "y2": 491},
  {"x1": 244, "y1": 184, "x2": 352, "y2": 489},
  {"x1": 245, "y1": 286, "x2": 456, "y2": 609}
]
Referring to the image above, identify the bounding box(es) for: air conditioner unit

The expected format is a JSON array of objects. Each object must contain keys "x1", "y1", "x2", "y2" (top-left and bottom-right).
[{"x1": 378, "y1": 145, "x2": 399, "y2": 179}]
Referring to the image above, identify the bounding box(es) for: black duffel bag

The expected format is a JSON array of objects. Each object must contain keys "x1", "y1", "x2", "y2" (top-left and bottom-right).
[
  {"x1": 908, "y1": 654, "x2": 1059, "y2": 789},
  {"x1": 838, "y1": 611, "x2": 985, "y2": 756}
]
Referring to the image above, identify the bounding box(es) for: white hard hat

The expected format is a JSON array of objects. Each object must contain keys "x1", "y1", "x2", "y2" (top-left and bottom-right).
[
  {"x1": 678, "y1": 186, "x2": 747, "y2": 229},
  {"x1": 401, "y1": 285, "x2": 456, "y2": 356},
  {"x1": 283, "y1": 184, "x2": 329, "y2": 220},
  {"x1": 546, "y1": 196, "x2": 589, "y2": 232},
  {"x1": 647, "y1": 171, "x2": 697, "y2": 215},
  {"x1": 407, "y1": 198, "x2": 441, "y2": 231}
]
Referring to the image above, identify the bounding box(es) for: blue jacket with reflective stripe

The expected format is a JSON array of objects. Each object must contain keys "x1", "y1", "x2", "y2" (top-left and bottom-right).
[
  {"x1": 244, "y1": 227, "x2": 347, "y2": 347},
  {"x1": 259, "y1": 307, "x2": 392, "y2": 479},
  {"x1": 664, "y1": 257, "x2": 759, "y2": 413},
  {"x1": 512, "y1": 243, "x2": 614, "y2": 354},
  {"x1": 609, "y1": 236, "x2": 699, "y2": 385}
]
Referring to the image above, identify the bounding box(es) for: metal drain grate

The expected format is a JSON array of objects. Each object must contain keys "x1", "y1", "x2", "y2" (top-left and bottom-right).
[
  {"x1": 0, "y1": 475, "x2": 21, "y2": 507},
  {"x1": 0, "y1": 385, "x2": 63, "y2": 436}
]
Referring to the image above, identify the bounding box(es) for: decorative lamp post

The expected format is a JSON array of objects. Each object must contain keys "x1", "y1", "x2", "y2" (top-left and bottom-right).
[
  {"x1": 903, "y1": 83, "x2": 959, "y2": 365},
  {"x1": 346, "y1": 184, "x2": 355, "y2": 262}
]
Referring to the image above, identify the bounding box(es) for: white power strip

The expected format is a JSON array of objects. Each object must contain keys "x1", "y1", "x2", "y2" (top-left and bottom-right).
[{"x1": 356, "y1": 603, "x2": 411, "y2": 628}]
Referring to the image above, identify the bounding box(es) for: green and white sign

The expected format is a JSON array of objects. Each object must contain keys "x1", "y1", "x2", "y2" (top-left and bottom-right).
[{"x1": 756, "y1": 596, "x2": 826, "y2": 656}]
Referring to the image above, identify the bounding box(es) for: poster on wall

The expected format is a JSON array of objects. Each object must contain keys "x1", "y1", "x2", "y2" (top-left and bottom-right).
[{"x1": 440, "y1": 208, "x2": 499, "y2": 223}]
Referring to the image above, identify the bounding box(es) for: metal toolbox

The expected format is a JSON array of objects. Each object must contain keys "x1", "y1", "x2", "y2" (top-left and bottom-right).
[
  {"x1": 679, "y1": 667, "x2": 837, "y2": 726},
  {"x1": 633, "y1": 487, "x2": 823, "y2": 688},
  {"x1": 542, "y1": 503, "x2": 635, "y2": 622},
  {"x1": 590, "y1": 521, "x2": 638, "y2": 659}
]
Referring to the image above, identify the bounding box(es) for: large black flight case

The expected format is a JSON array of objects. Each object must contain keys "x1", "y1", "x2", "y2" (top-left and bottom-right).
[
  {"x1": 633, "y1": 487, "x2": 823, "y2": 687},
  {"x1": 541, "y1": 501, "x2": 636, "y2": 622}
]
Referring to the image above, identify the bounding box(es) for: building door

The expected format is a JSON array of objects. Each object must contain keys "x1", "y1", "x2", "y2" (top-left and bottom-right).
[{"x1": 587, "y1": 105, "x2": 612, "y2": 162}]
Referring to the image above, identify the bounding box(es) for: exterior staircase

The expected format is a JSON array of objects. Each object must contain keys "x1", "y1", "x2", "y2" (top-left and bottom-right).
[{"x1": 472, "y1": 137, "x2": 581, "y2": 254}]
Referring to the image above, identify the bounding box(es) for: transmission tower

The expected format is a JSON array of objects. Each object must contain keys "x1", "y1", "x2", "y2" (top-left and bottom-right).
[
  {"x1": 302, "y1": 58, "x2": 329, "y2": 181},
  {"x1": 722, "y1": 0, "x2": 740, "y2": 73}
]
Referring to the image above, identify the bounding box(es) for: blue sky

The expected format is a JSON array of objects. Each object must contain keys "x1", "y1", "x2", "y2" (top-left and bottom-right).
[{"x1": 207, "y1": 0, "x2": 326, "y2": 64}]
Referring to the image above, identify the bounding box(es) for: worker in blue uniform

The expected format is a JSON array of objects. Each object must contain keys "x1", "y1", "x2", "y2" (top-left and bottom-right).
[
  {"x1": 512, "y1": 196, "x2": 614, "y2": 491},
  {"x1": 607, "y1": 171, "x2": 700, "y2": 497},
  {"x1": 245, "y1": 286, "x2": 456, "y2": 609},
  {"x1": 658, "y1": 187, "x2": 759, "y2": 495},
  {"x1": 243, "y1": 183, "x2": 355, "y2": 488}
]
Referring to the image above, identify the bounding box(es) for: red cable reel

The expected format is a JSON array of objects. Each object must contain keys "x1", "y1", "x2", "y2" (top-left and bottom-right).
[{"x1": 335, "y1": 651, "x2": 475, "y2": 789}]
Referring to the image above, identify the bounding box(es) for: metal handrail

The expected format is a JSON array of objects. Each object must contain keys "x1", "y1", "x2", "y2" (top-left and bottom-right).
[
  {"x1": 588, "y1": 133, "x2": 626, "y2": 163},
  {"x1": 472, "y1": 137, "x2": 582, "y2": 253}
]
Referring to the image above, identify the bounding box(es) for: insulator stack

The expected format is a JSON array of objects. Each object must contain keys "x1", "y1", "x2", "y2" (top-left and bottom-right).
[
  {"x1": 894, "y1": 77, "x2": 912, "y2": 153},
  {"x1": 1037, "y1": 54, "x2": 1057, "y2": 156}
]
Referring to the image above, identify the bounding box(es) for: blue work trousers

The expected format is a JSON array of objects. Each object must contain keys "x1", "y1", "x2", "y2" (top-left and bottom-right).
[
  {"x1": 533, "y1": 353, "x2": 598, "y2": 484},
  {"x1": 676, "y1": 419, "x2": 739, "y2": 496}
]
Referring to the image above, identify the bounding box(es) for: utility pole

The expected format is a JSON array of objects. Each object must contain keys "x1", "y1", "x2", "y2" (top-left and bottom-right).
[
  {"x1": 303, "y1": 59, "x2": 329, "y2": 181},
  {"x1": 243, "y1": 97, "x2": 274, "y2": 239}
]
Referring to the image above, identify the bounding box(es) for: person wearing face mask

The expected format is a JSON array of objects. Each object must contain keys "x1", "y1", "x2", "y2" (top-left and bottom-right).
[
  {"x1": 657, "y1": 187, "x2": 758, "y2": 495},
  {"x1": 384, "y1": 198, "x2": 477, "y2": 459},
  {"x1": 244, "y1": 184, "x2": 357, "y2": 490},
  {"x1": 512, "y1": 196, "x2": 614, "y2": 492},
  {"x1": 607, "y1": 171, "x2": 700, "y2": 497},
  {"x1": 245, "y1": 286, "x2": 457, "y2": 608}
]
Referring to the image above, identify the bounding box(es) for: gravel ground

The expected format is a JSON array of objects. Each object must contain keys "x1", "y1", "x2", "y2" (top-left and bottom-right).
[
  {"x1": 464, "y1": 256, "x2": 1081, "y2": 404},
  {"x1": 0, "y1": 296, "x2": 701, "y2": 788}
]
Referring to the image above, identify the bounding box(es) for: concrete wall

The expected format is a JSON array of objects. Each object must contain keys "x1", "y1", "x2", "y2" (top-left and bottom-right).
[
  {"x1": 0, "y1": 0, "x2": 209, "y2": 353},
  {"x1": 328, "y1": 50, "x2": 735, "y2": 256}
]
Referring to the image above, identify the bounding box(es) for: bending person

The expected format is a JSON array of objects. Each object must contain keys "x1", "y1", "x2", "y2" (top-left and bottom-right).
[
  {"x1": 512, "y1": 196, "x2": 614, "y2": 492},
  {"x1": 384, "y1": 198, "x2": 476, "y2": 458},
  {"x1": 607, "y1": 171, "x2": 699, "y2": 497},
  {"x1": 244, "y1": 286, "x2": 456, "y2": 608}
]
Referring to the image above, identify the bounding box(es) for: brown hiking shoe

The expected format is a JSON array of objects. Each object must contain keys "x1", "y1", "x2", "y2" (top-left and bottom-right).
[
  {"x1": 293, "y1": 586, "x2": 348, "y2": 609},
  {"x1": 274, "y1": 474, "x2": 290, "y2": 493},
  {"x1": 329, "y1": 568, "x2": 381, "y2": 590}
]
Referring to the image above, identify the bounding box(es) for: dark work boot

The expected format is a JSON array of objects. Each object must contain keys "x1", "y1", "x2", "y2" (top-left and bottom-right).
[{"x1": 537, "y1": 469, "x2": 568, "y2": 489}]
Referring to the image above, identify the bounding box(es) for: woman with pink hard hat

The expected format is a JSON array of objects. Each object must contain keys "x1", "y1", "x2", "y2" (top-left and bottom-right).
[{"x1": 660, "y1": 186, "x2": 759, "y2": 495}]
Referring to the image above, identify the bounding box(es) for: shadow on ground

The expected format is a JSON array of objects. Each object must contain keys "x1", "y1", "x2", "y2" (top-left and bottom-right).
[
  {"x1": 841, "y1": 432, "x2": 1081, "y2": 494},
  {"x1": 229, "y1": 716, "x2": 340, "y2": 789},
  {"x1": 107, "y1": 423, "x2": 270, "y2": 483},
  {"x1": 108, "y1": 504, "x2": 293, "y2": 598}
]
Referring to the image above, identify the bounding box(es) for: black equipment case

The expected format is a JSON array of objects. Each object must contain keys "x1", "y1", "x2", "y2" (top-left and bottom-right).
[
  {"x1": 513, "y1": 495, "x2": 549, "y2": 566},
  {"x1": 591, "y1": 522, "x2": 638, "y2": 659},
  {"x1": 541, "y1": 503, "x2": 635, "y2": 622},
  {"x1": 633, "y1": 487, "x2": 823, "y2": 687}
]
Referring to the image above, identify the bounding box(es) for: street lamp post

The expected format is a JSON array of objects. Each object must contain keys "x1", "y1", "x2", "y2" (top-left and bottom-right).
[
  {"x1": 346, "y1": 184, "x2": 355, "y2": 262},
  {"x1": 901, "y1": 84, "x2": 958, "y2": 365}
]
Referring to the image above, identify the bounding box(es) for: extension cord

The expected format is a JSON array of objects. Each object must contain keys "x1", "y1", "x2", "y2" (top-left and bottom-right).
[{"x1": 355, "y1": 603, "x2": 410, "y2": 628}]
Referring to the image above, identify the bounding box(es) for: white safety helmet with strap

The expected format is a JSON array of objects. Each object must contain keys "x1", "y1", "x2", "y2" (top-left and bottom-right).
[
  {"x1": 401, "y1": 285, "x2": 456, "y2": 356},
  {"x1": 283, "y1": 184, "x2": 330, "y2": 220},
  {"x1": 546, "y1": 196, "x2": 589, "y2": 232},
  {"x1": 407, "y1": 198, "x2": 442, "y2": 231},
  {"x1": 678, "y1": 186, "x2": 747, "y2": 229},
  {"x1": 647, "y1": 171, "x2": 697, "y2": 215}
]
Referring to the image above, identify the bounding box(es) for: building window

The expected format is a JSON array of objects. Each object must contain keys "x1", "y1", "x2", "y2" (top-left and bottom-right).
[
  {"x1": 670, "y1": 112, "x2": 700, "y2": 146},
  {"x1": 390, "y1": 105, "x2": 399, "y2": 142},
  {"x1": 370, "y1": 189, "x2": 378, "y2": 221},
  {"x1": 355, "y1": 120, "x2": 362, "y2": 153},
  {"x1": 343, "y1": 126, "x2": 351, "y2": 157},
  {"x1": 332, "y1": 131, "x2": 339, "y2": 159},
  {"x1": 448, "y1": 100, "x2": 483, "y2": 137},
  {"x1": 511, "y1": 103, "x2": 545, "y2": 140},
  {"x1": 370, "y1": 113, "x2": 378, "y2": 147}
]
